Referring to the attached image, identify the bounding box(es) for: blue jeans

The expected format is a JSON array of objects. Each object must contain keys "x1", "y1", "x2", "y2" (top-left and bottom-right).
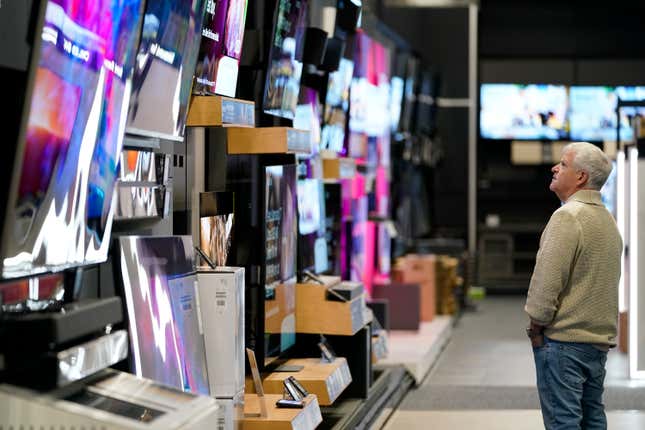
[{"x1": 533, "y1": 337, "x2": 608, "y2": 430}]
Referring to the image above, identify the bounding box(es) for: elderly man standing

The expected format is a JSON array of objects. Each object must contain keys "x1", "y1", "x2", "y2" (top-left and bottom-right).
[{"x1": 525, "y1": 142, "x2": 622, "y2": 430}]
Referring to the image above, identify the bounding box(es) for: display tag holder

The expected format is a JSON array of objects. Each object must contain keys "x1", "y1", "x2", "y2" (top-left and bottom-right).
[
  {"x1": 245, "y1": 348, "x2": 268, "y2": 418},
  {"x1": 318, "y1": 336, "x2": 337, "y2": 363}
]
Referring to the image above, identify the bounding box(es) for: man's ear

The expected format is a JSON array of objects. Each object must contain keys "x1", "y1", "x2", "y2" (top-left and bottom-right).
[{"x1": 577, "y1": 170, "x2": 589, "y2": 187}]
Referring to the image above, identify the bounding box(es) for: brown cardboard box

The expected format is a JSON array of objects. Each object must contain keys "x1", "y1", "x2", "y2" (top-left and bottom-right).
[{"x1": 393, "y1": 255, "x2": 436, "y2": 321}]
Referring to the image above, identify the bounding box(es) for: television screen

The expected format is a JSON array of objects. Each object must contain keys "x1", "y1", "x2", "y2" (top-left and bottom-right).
[
  {"x1": 297, "y1": 179, "x2": 327, "y2": 275},
  {"x1": 399, "y1": 55, "x2": 419, "y2": 133},
  {"x1": 480, "y1": 84, "x2": 568, "y2": 140},
  {"x1": 264, "y1": 164, "x2": 297, "y2": 363},
  {"x1": 193, "y1": 0, "x2": 248, "y2": 96},
  {"x1": 350, "y1": 195, "x2": 367, "y2": 283},
  {"x1": 320, "y1": 58, "x2": 353, "y2": 154},
  {"x1": 126, "y1": 0, "x2": 208, "y2": 141},
  {"x1": 601, "y1": 160, "x2": 617, "y2": 218},
  {"x1": 293, "y1": 87, "x2": 321, "y2": 154},
  {"x1": 1, "y1": 0, "x2": 145, "y2": 279},
  {"x1": 199, "y1": 191, "x2": 234, "y2": 267},
  {"x1": 118, "y1": 235, "x2": 210, "y2": 396},
  {"x1": 262, "y1": 0, "x2": 309, "y2": 119},
  {"x1": 390, "y1": 76, "x2": 404, "y2": 133}
]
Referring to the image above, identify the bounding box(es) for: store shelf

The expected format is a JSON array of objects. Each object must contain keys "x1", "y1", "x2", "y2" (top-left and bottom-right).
[
  {"x1": 322, "y1": 157, "x2": 356, "y2": 180},
  {"x1": 186, "y1": 95, "x2": 255, "y2": 127},
  {"x1": 296, "y1": 279, "x2": 367, "y2": 336},
  {"x1": 207, "y1": 127, "x2": 311, "y2": 155},
  {"x1": 258, "y1": 358, "x2": 352, "y2": 406},
  {"x1": 242, "y1": 394, "x2": 322, "y2": 430}
]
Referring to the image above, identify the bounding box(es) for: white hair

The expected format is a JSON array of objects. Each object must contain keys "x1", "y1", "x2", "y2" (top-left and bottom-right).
[{"x1": 563, "y1": 142, "x2": 612, "y2": 190}]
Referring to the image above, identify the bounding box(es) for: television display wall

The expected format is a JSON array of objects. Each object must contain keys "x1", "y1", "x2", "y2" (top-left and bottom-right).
[
  {"x1": 1, "y1": 0, "x2": 145, "y2": 279},
  {"x1": 126, "y1": 0, "x2": 208, "y2": 141}
]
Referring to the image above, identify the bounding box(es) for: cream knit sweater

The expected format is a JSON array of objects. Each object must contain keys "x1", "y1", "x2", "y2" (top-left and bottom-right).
[{"x1": 525, "y1": 189, "x2": 622, "y2": 346}]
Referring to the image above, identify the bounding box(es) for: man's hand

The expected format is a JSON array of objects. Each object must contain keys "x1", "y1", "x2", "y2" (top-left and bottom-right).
[
  {"x1": 530, "y1": 333, "x2": 544, "y2": 348},
  {"x1": 527, "y1": 320, "x2": 545, "y2": 347}
]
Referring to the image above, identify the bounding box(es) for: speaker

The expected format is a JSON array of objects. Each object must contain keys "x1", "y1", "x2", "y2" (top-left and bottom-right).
[
  {"x1": 302, "y1": 27, "x2": 328, "y2": 66},
  {"x1": 336, "y1": 0, "x2": 360, "y2": 34},
  {"x1": 319, "y1": 37, "x2": 345, "y2": 72}
]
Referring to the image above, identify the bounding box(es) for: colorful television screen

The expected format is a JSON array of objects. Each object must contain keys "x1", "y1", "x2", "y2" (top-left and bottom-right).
[
  {"x1": 193, "y1": 0, "x2": 248, "y2": 97},
  {"x1": 262, "y1": 0, "x2": 309, "y2": 119},
  {"x1": 320, "y1": 58, "x2": 353, "y2": 154},
  {"x1": 293, "y1": 87, "x2": 321, "y2": 154},
  {"x1": 297, "y1": 179, "x2": 327, "y2": 274},
  {"x1": 390, "y1": 76, "x2": 404, "y2": 133},
  {"x1": 199, "y1": 191, "x2": 234, "y2": 267},
  {"x1": 264, "y1": 164, "x2": 297, "y2": 363},
  {"x1": 126, "y1": 0, "x2": 208, "y2": 141},
  {"x1": 2, "y1": 0, "x2": 145, "y2": 279},
  {"x1": 118, "y1": 235, "x2": 210, "y2": 396},
  {"x1": 480, "y1": 84, "x2": 568, "y2": 140}
]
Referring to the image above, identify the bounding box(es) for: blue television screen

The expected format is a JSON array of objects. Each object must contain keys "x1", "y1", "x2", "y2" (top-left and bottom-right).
[{"x1": 480, "y1": 84, "x2": 568, "y2": 140}]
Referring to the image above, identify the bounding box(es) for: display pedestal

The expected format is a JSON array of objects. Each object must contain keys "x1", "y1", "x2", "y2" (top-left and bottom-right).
[
  {"x1": 260, "y1": 358, "x2": 352, "y2": 406},
  {"x1": 186, "y1": 95, "x2": 255, "y2": 127},
  {"x1": 241, "y1": 394, "x2": 322, "y2": 430},
  {"x1": 322, "y1": 157, "x2": 356, "y2": 179},
  {"x1": 206, "y1": 127, "x2": 311, "y2": 154},
  {"x1": 296, "y1": 278, "x2": 367, "y2": 336}
]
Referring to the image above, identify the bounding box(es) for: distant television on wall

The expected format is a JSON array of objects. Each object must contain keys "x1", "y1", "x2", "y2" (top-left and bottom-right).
[
  {"x1": 193, "y1": 0, "x2": 249, "y2": 97},
  {"x1": 262, "y1": 0, "x2": 309, "y2": 120},
  {"x1": 479, "y1": 84, "x2": 568, "y2": 140},
  {"x1": 320, "y1": 58, "x2": 354, "y2": 154},
  {"x1": 297, "y1": 179, "x2": 328, "y2": 276},
  {"x1": 126, "y1": 0, "x2": 208, "y2": 141},
  {"x1": 1, "y1": 0, "x2": 145, "y2": 279}
]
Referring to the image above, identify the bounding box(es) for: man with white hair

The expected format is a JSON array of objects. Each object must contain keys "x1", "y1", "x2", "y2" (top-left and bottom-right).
[{"x1": 525, "y1": 142, "x2": 622, "y2": 430}]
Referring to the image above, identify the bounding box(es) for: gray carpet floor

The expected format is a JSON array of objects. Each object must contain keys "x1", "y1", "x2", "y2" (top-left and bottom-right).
[{"x1": 398, "y1": 296, "x2": 645, "y2": 412}]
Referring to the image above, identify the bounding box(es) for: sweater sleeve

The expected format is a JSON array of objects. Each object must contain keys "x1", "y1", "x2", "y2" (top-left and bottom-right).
[{"x1": 525, "y1": 210, "x2": 581, "y2": 325}]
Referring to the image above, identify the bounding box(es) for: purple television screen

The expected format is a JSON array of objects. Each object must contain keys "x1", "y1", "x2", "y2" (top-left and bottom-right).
[
  {"x1": 126, "y1": 0, "x2": 208, "y2": 141},
  {"x1": 2, "y1": 0, "x2": 145, "y2": 279},
  {"x1": 194, "y1": 0, "x2": 248, "y2": 97},
  {"x1": 262, "y1": 0, "x2": 308, "y2": 119},
  {"x1": 119, "y1": 235, "x2": 210, "y2": 396}
]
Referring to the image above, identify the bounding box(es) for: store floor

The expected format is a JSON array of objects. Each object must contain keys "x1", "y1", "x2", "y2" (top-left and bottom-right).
[{"x1": 382, "y1": 296, "x2": 645, "y2": 429}]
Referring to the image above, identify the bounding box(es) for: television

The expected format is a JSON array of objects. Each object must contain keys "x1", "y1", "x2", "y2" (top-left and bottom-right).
[
  {"x1": 479, "y1": 84, "x2": 568, "y2": 140},
  {"x1": 1, "y1": 0, "x2": 145, "y2": 279},
  {"x1": 262, "y1": 0, "x2": 309, "y2": 119},
  {"x1": 199, "y1": 191, "x2": 235, "y2": 267},
  {"x1": 223, "y1": 154, "x2": 297, "y2": 368},
  {"x1": 293, "y1": 87, "x2": 322, "y2": 155},
  {"x1": 350, "y1": 194, "x2": 368, "y2": 283},
  {"x1": 117, "y1": 235, "x2": 210, "y2": 396},
  {"x1": 320, "y1": 58, "x2": 354, "y2": 154},
  {"x1": 297, "y1": 179, "x2": 328, "y2": 276},
  {"x1": 601, "y1": 160, "x2": 618, "y2": 218},
  {"x1": 193, "y1": 0, "x2": 249, "y2": 97},
  {"x1": 126, "y1": 0, "x2": 208, "y2": 141},
  {"x1": 390, "y1": 76, "x2": 404, "y2": 133},
  {"x1": 399, "y1": 55, "x2": 419, "y2": 133}
]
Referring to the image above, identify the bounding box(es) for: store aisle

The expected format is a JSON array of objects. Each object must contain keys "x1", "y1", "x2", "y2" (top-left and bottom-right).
[{"x1": 382, "y1": 296, "x2": 645, "y2": 429}]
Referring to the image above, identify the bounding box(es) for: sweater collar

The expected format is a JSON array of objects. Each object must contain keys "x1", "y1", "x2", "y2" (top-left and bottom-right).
[{"x1": 567, "y1": 189, "x2": 603, "y2": 206}]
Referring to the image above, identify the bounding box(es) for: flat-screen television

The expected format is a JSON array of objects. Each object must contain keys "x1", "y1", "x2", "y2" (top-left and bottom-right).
[
  {"x1": 350, "y1": 194, "x2": 367, "y2": 283},
  {"x1": 293, "y1": 87, "x2": 321, "y2": 155},
  {"x1": 390, "y1": 76, "x2": 404, "y2": 133},
  {"x1": 223, "y1": 153, "x2": 297, "y2": 368},
  {"x1": 1, "y1": 0, "x2": 145, "y2": 279},
  {"x1": 601, "y1": 160, "x2": 618, "y2": 218},
  {"x1": 193, "y1": 0, "x2": 249, "y2": 97},
  {"x1": 480, "y1": 84, "x2": 568, "y2": 140},
  {"x1": 117, "y1": 235, "x2": 210, "y2": 396},
  {"x1": 126, "y1": 0, "x2": 208, "y2": 141},
  {"x1": 297, "y1": 179, "x2": 328, "y2": 276},
  {"x1": 262, "y1": 0, "x2": 309, "y2": 119},
  {"x1": 320, "y1": 58, "x2": 353, "y2": 154},
  {"x1": 199, "y1": 191, "x2": 234, "y2": 267},
  {"x1": 399, "y1": 55, "x2": 419, "y2": 133}
]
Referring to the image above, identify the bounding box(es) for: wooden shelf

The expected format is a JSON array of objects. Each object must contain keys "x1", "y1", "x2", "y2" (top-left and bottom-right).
[
  {"x1": 322, "y1": 157, "x2": 356, "y2": 180},
  {"x1": 186, "y1": 95, "x2": 255, "y2": 127},
  {"x1": 207, "y1": 127, "x2": 311, "y2": 154},
  {"x1": 296, "y1": 278, "x2": 367, "y2": 336},
  {"x1": 241, "y1": 394, "x2": 322, "y2": 430},
  {"x1": 258, "y1": 358, "x2": 352, "y2": 406}
]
